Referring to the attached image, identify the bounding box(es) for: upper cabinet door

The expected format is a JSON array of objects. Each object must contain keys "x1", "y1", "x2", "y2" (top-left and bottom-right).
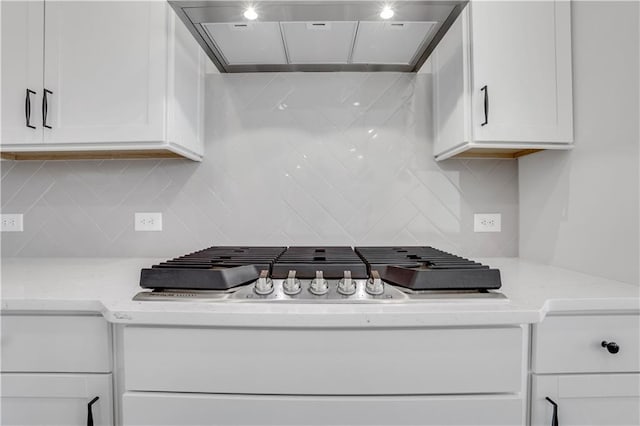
[
  {"x1": 431, "y1": 11, "x2": 471, "y2": 157},
  {"x1": 470, "y1": 0, "x2": 573, "y2": 143},
  {"x1": 42, "y1": 1, "x2": 167, "y2": 144},
  {"x1": 1, "y1": 1, "x2": 44, "y2": 145}
]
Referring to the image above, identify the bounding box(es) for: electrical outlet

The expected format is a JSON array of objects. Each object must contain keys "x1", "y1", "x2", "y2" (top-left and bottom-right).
[
  {"x1": 135, "y1": 212, "x2": 162, "y2": 232},
  {"x1": 474, "y1": 213, "x2": 501, "y2": 233},
  {"x1": 1, "y1": 214, "x2": 24, "y2": 232}
]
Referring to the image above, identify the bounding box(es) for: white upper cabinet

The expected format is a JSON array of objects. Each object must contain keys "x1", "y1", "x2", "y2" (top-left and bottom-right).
[
  {"x1": 281, "y1": 22, "x2": 357, "y2": 64},
  {"x1": 1, "y1": 1, "x2": 44, "y2": 145},
  {"x1": 204, "y1": 22, "x2": 287, "y2": 65},
  {"x1": 431, "y1": 1, "x2": 573, "y2": 160},
  {"x1": 1, "y1": 1, "x2": 205, "y2": 161},
  {"x1": 352, "y1": 22, "x2": 436, "y2": 65},
  {"x1": 42, "y1": 1, "x2": 166, "y2": 145}
]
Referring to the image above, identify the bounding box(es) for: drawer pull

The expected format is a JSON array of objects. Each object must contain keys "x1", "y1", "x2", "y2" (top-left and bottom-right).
[
  {"x1": 480, "y1": 85, "x2": 489, "y2": 126},
  {"x1": 25, "y1": 89, "x2": 36, "y2": 129},
  {"x1": 545, "y1": 397, "x2": 559, "y2": 426},
  {"x1": 42, "y1": 89, "x2": 53, "y2": 129},
  {"x1": 87, "y1": 396, "x2": 99, "y2": 426},
  {"x1": 601, "y1": 341, "x2": 620, "y2": 354}
]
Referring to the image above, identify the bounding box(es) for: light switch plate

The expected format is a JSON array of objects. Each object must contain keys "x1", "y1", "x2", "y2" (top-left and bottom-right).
[
  {"x1": 474, "y1": 213, "x2": 501, "y2": 232},
  {"x1": 1, "y1": 214, "x2": 23, "y2": 232},
  {"x1": 135, "y1": 212, "x2": 162, "y2": 231}
]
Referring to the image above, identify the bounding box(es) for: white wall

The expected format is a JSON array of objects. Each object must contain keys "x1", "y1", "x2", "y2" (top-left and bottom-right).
[
  {"x1": 202, "y1": 72, "x2": 519, "y2": 256},
  {"x1": 1, "y1": 72, "x2": 519, "y2": 257},
  {"x1": 519, "y1": 1, "x2": 639, "y2": 284}
]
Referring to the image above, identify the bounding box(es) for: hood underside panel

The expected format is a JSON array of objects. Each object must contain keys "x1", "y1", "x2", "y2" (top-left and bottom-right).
[{"x1": 169, "y1": 1, "x2": 467, "y2": 73}]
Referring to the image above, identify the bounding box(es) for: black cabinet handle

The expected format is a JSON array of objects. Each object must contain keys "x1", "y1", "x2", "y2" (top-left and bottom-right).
[
  {"x1": 43, "y1": 89, "x2": 53, "y2": 129},
  {"x1": 601, "y1": 340, "x2": 620, "y2": 354},
  {"x1": 87, "y1": 396, "x2": 99, "y2": 426},
  {"x1": 25, "y1": 89, "x2": 36, "y2": 129},
  {"x1": 480, "y1": 85, "x2": 489, "y2": 126},
  {"x1": 545, "y1": 397, "x2": 559, "y2": 426}
]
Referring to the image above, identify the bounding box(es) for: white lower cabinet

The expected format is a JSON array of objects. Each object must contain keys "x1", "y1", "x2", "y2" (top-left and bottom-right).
[
  {"x1": 124, "y1": 325, "x2": 523, "y2": 395},
  {"x1": 121, "y1": 325, "x2": 527, "y2": 425},
  {"x1": 1, "y1": 373, "x2": 113, "y2": 426},
  {"x1": 532, "y1": 314, "x2": 640, "y2": 374},
  {"x1": 530, "y1": 314, "x2": 640, "y2": 426},
  {"x1": 0, "y1": 314, "x2": 113, "y2": 426},
  {"x1": 123, "y1": 393, "x2": 523, "y2": 426},
  {"x1": 1, "y1": 314, "x2": 111, "y2": 373},
  {"x1": 530, "y1": 373, "x2": 640, "y2": 426}
]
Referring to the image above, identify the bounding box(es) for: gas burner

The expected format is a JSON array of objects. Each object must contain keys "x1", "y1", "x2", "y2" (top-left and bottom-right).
[{"x1": 134, "y1": 246, "x2": 504, "y2": 303}]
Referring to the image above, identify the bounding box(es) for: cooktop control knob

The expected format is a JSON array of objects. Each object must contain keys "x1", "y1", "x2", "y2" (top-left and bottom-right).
[
  {"x1": 283, "y1": 270, "x2": 301, "y2": 295},
  {"x1": 366, "y1": 270, "x2": 384, "y2": 296},
  {"x1": 254, "y1": 270, "x2": 273, "y2": 295},
  {"x1": 337, "y1": 270, "x2": 356, "y2": 295},
  {"x1": 309, "y1": 270, "x2": 329, "y2": 295}
]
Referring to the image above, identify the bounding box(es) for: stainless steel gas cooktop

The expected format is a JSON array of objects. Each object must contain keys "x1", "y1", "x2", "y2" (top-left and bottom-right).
[{"x1": 133, "y1": 246, "x2": 505, "y2": 303}]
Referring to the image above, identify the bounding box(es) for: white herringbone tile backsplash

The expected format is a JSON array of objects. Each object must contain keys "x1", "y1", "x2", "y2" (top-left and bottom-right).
[{"x1": 1, "y1": 73, "x2": 518, "y2": 258}]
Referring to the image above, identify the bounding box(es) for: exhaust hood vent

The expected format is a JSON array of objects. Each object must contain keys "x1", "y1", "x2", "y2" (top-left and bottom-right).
[
  {"x1": 203, "y1": 22, "x2": 287, "y2": 64},
  {"x1": 352, "y1": 21, "x2": 437, "y2": 65},
  {"x1": 281, "y1": 21, "x2": 358, "y2": 64},
  {"x1": 170, "y1": 1, "x2": 468, "y2": 73}
]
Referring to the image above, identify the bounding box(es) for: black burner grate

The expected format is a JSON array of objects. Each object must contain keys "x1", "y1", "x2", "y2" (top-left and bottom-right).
[
  {"x1": 355, "y1": 246, "x2": 501, "y2": 290},
  {"x1": 272, "y1": 246, "x2": 368, "y2": 278},
  {"x1": 140, "y1": 246, "x2": 501, "y2": 291},
  {"x1": 140, "y1": 246, "x2": 286, "y2": 290}
]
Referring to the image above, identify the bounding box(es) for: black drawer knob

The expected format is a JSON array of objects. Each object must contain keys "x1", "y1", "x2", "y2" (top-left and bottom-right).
[{"x1": 601, "y1": 341, "x2": 620, "y2": 354}]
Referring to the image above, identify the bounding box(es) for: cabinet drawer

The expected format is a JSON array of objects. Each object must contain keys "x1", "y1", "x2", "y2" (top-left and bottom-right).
[
  {"x1": 531, "y1": 373, "x2": 640, "y2": 426},
  {"x1": 1, "y1": 373, "x2": 113, "y2": 426},
  {"x1": 1, "y1": 315, "x2": 111, "y2": 373},
  {"x1": 123, "y1": 392, "x2": 523, "y2": 426},
  {"x1": 124, "y1": 326, "x2": 523, "y2": 395},
  {"x1": 533, "y1": 315, "x2": 640, "y2": 374}
]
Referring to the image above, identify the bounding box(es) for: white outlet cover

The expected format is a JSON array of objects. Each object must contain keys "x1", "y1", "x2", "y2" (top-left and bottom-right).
[
  {"x1": 135, "y1": 212, "x2": 163, "y2": 232},
  {"x1": 474, "y1": 213, "x2": 501, "y2": 233},
  {"x1": 1, "y1": 214, "x2": 23, "y2": 232}
]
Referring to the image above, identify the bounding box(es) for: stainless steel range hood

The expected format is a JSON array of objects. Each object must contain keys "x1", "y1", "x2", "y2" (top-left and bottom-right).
[{"x1": 169, "y1": 1, "x2": 467, "y2": 73}]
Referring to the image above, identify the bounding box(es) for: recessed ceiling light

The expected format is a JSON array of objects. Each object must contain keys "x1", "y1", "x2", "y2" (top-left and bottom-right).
[
  {"x1": 380, "y1": 6, "x2": 394, "y2": 20},
  {"x1": 244, "y1": 7, "x2": 258, "y2": 20}
]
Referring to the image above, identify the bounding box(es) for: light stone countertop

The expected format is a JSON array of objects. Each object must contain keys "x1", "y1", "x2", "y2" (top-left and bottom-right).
[{"x1": 1, "y1": 257, "x2": 638, "y2": 327}]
